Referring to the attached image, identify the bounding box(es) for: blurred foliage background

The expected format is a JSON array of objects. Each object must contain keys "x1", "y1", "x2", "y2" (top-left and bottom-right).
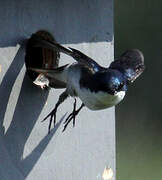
[{"x1": 115, "y1": 0, "x2": 162, "y2": 180}]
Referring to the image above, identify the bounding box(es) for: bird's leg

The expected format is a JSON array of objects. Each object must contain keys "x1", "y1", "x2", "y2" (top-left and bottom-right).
[
  {"x1": 62, "y1": 100, "x2": 85, "y2": 132},
  {"x1": 42, "y1": 91, "x2": 68, "y2": 134},
  {"x1": 72, "y1": 98, "x2": 77, "y2": 127}
]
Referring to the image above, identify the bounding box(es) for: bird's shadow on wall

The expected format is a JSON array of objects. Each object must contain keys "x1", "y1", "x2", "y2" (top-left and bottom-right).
[{"x1": 0, "y1": 44, "x2": 64, "y2": 178}]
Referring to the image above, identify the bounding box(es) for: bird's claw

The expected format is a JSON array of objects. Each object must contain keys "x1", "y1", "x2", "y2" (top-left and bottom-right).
[
  {"x1": 62, "y1": 109, "x2": 79, "y2": 132},
  {"x1": 42, "y1": 109, "x2": 57, "y2": 134},
  {"x1": 62, "y1": 100, "x2": 84, "y2": 132},
  {"x1": 62, "y1": 99, "x2": 77, "y2": 132}
]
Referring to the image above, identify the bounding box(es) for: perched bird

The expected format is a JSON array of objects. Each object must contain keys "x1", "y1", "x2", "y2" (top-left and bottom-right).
[{"x1": 29, "y1": 35, "x2": 145, "y2": 133}]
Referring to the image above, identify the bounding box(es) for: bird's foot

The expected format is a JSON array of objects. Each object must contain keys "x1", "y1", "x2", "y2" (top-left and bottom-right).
[
  {"x1": 42, "y1": 91, "x2": 68, "y2": 134},
  {"x1": 62, "y1": 100, "x2": 84, "y2": 132},
  {"x1": 42, "y1": 108, "x2": 57, "y2": 134}
]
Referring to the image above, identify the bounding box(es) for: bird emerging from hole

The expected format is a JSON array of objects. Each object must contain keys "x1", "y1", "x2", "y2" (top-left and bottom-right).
[{"x1": 28, "y1": 35, "x2": 145, "y2": 133}]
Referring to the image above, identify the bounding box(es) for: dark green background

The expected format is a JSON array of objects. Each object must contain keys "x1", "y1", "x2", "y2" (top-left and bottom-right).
[{"x1": 115, "y1": 1, "x2": 162, "y2": 179}]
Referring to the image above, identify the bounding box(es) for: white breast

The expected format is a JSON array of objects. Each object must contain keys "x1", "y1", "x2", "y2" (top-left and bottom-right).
[{"x1": 77, "y1": 88, "x2": 126, "y2": 110}]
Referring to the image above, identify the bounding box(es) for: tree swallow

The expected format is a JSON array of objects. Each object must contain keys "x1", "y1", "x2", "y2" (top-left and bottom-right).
[{"x1": 28, "y1": 35, "x2": 145, "y2": 133}]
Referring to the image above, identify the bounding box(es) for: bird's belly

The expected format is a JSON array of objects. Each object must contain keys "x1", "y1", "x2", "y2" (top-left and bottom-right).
[{"x1": 78, "y1": 89, "x2": 126, "y2": 110}]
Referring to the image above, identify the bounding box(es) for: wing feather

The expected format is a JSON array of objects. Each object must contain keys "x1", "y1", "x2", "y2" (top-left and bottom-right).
[{"x1": 31, "y1": 34, "x2": 102, "y2": 72}]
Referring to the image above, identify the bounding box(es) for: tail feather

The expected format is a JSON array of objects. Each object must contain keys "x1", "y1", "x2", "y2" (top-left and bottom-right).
[
  {"x1": 28, "y1": 64, "x2": 68, "y2": 87},
  {"x1": 28, "y1": 64, "x2": 68, "y2": 74}
]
